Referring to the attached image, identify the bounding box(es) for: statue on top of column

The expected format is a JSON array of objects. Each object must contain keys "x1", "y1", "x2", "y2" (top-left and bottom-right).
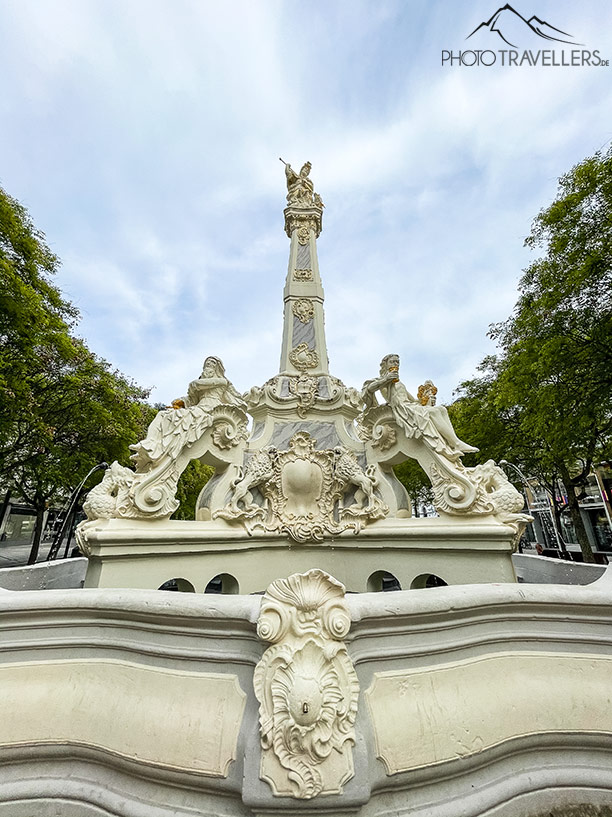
[{"x1": 280, "y1": 158, "x2": 324, "y2": 208}]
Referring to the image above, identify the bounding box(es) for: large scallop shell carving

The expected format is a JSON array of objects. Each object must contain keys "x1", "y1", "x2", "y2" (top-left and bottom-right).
[{"x1": 254, "y1": 570, "x2": 359, "y2": 799}]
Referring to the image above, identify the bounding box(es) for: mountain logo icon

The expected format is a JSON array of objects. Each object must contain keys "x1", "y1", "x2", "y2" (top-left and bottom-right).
[{"x1": 466, "y1": 4, "x2": 583, "y2": 48}]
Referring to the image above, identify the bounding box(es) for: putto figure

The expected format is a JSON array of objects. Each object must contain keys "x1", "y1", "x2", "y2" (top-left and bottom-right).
[
  {"x1": 280, "y1": 158, "x2": 323, "y2": 208},
  {"x1": 362, "y1": 354, "x2": 478, "y2": 461}
]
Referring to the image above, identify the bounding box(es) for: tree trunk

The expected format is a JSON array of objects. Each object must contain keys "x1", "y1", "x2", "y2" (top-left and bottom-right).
[
  {"x1": 27, "y1": 503, "x2": 46, "y2": 565},
  {"x1": 559, "y1": 466, "x2": 595, "y2": 563}
]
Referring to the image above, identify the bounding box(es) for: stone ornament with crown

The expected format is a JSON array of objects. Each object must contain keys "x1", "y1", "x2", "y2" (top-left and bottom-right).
[{"x1": 214, "y1": 431, "x2": 386, "y2": 543}]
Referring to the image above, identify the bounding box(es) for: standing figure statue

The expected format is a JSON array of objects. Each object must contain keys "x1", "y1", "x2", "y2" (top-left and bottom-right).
[
  {"x1": 131, "y1": 356, "x2": 246, "y2": 468},
  {"x1": 362, "y1": 354, "x2": 478, "y2": 461},
  {"x1": 280, "y1": 158, "x2": 323, "y2": 208}
]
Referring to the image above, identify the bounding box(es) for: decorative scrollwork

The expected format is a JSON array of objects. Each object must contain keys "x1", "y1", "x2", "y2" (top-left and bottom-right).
[
  {"x1": 289, "y1": 343, "x2": 319, "y2": 371},
  {"x1": 294, "y1": 268, "x2": 313, "y2": 281},
  {"x1": 292, "y1": 298, "x2": 314, "y2": 323},
  {"x1": 357, "y1": 404, "x2": 397, "y2": 451},
  {"x1": 254, "y1": 570, "x2": 359, "y2": 799},
  {"x1": 214, "y1": 432, "x2": 387, "y2": 542},
  {"x1": 210, "y1": 405, "x2": 249, "y2": 450},
  {"x1": 81, "y1": 402, "x2": 249, "y2": 522},
  {"x1": 288, "y1": 374, "x2": 319, "y2": 418},
  {"x1": 429, "y1": 458, "x2": 532, "y2": 543}
]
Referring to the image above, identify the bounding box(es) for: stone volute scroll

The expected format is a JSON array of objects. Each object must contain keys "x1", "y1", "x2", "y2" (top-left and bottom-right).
[
  {"x1": 80, "y1": 356, "x2": 248, "y2": 525},
  {"x1": 254, "y1": 569, "x2": 359, "y2": 800}
]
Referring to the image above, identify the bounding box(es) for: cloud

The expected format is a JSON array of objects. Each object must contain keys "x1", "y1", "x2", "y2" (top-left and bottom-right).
[{"x1": 1, "y1": 0, "x2": 611, "y2": 408}]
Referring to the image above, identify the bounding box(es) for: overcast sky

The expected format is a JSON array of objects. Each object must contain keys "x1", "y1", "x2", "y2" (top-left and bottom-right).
[{"x1": 1, "y1": 0, "x2": 611, "y2": 404}]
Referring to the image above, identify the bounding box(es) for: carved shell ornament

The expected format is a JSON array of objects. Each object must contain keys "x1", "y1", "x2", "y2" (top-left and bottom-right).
[
  {"x1": 254, "y1": 570, "x2": 359, "y2": 799},
  {"x1": 357, "y1": 404, "x2": 398, "y2": 451}
]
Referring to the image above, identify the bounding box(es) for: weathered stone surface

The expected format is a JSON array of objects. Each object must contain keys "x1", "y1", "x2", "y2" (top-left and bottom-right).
[{"x1": 1, "y1": 573, "x2": 612, "y2": 815}]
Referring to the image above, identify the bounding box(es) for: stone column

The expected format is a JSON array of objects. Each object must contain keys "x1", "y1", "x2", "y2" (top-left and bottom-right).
[{"x1": 279, "y1": 201, "x2": 328, "y2": 376}]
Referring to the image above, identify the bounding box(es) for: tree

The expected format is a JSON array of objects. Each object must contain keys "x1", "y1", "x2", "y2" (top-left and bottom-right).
[
  {"x1": 9, "y1": 338, "x2": 155, "y2": 563},
  {"x1": 0, "y1": 185, "x2": 156, "y2": 562},
  {"x1": 394, "y1": 459, "x2": 433, "y2": 516},
  {"x1": 453, "y1": 147, "x2": 612, "y2": 562},
  {"x1": 172, "y1": 459, "x2": 214, "y2": 520},
  {"x1": 0, "y1": 186, "x2": 76, "y2": 471}
]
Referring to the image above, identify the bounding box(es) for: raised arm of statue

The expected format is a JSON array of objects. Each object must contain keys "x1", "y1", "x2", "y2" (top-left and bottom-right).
[
  {"x1": 284, "y1": 162, "x2": 299, "y2": 188},
  {"x1": 185, "y1": 356, "x2": 247, "y2": 410},
  {"x1": 361, "y1": 354, "x2": 408, "y2": 408}
]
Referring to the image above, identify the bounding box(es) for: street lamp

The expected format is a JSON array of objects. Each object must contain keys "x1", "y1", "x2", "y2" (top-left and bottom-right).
[
  {"x1": 47, "y1": 462, "x2": 108, "y2": 561},
  {"x1": 499, "y1": 460, "x2": 567, "y2": 556},
  {"x1": 595, "y1": 462, "x2": 612, "y2": 533}
]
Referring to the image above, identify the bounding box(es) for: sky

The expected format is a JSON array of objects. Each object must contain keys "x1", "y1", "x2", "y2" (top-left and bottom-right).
[{"x1": 1, "y1": 0, "x2": 611, "y2": 404}]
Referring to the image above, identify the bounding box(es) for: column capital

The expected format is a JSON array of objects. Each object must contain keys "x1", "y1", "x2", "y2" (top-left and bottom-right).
[{"x1": 283, "y1": 205, "x2": 323, "y2": 240}]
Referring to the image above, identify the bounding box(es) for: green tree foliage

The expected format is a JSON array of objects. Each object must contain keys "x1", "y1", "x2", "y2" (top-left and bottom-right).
[
  {"x1": 0, "y1": 187, "x2": 76, "y2": 465},
  {"x1": 12, "y1": 340, "x2": 155, "y2": 564},
  {"x1": 0, "y1": 185, "x2": 155, "y2": 562},
  {"x1": 172, "y1": 459, "x2": 214, "y2": 520},
  {"x1": 452, "y1": 147, "x2": 612, "y2": 562},
  {"x1": 394, "y1": 459, "x2": 433, "y2": 516}
]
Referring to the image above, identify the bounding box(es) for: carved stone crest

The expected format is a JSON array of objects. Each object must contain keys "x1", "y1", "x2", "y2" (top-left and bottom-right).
[
  {"x1": 292, "y1": 298, "x2": 314, "y2": 323},
  {"x1": 289, "y1": 343, "x2": 319, "y2": 371},
  {"x1": 288, "y1": 374, "x2": 319, "y2": 417},
  {"x1": 214, "y1": 432, "x2": 387, "y2": 542},
  {"x1": 294, "y1": 268, "x2": 313, "y2": 281},
  {"x1": 254, "y1": 570, "x2": 359, "y2": 799}
]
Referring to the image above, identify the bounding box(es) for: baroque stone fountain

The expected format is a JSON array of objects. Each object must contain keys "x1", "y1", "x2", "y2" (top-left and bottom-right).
[
  {"x1": 77, "y1": 160, "x2": 528, "y2": 594},
  {"x1": 2, "y1": 164, "x2": 612, "y2": 817}
]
